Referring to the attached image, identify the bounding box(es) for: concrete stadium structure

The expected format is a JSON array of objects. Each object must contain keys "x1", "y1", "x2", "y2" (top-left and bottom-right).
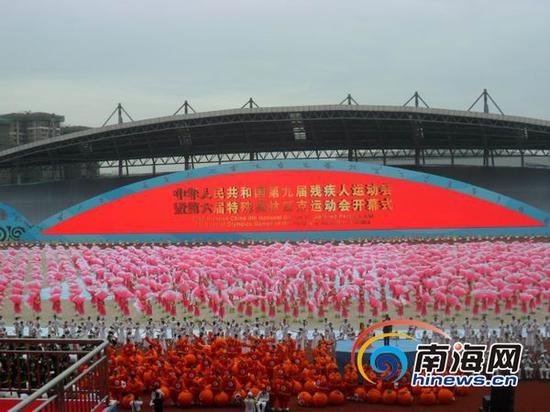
[
  {"x1": 0, "y1": 104, "x2": 548, "y2": 171},
  {"x1": 0, "y1": 103, "x2": 549, "y2": 223}
]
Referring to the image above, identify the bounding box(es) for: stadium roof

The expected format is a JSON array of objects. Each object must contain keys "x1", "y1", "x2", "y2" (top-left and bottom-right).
[{"x1": 0, "y1": 104, "x2": 549, "y2": 169}]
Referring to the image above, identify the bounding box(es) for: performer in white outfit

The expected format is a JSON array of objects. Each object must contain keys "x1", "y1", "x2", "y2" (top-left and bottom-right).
[
  {"x1": 538, "y1": 352, "x2": 550, "y2": 379},
  {"x1": 462, "y1": 317, "x2": 472, "y2": 341},
  {"x1": 543, "y1": 316, "x2": 550, "y2": 338},
  {"x1": 311, "y1": 329, "x2": 321, "y2": 349},
  {"x1": 488, "y1": 330, "x2": 498, "y2": 347},
  {"x1": 521, "y1": 355, "x2": 534, "y2": 379},
  {"x1": 256, "y1": 389, "x2": 269, "y2": 412},
  {"x1": 525, "y1": 318, "x2": 536, "y2": 351},
  {"x1": 479, "y1": 315, "x2": 489, "y2": 341}
]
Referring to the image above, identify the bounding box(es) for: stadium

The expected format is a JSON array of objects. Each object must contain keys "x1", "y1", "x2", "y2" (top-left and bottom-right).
[
  {"x1": 1, "y1": 98, "x2": 549, "y2": 412},
  {"x1": 1, "y1": 98, "x2": 550, "y2": 224}
]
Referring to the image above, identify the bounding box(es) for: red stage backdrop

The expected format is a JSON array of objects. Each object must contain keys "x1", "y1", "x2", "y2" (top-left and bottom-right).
[{"x1": 44, "y1": 170, "x2": 542, "y2": 235}]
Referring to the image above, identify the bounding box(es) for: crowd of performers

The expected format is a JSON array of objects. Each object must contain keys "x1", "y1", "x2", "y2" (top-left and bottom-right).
[
  {"x1": 1, "y1": 314, "x2": 549, "y2": 383},
  {"x1": 106, "y1": 314, "x2": 550, "y2": 411},
  {"x1": 108, "y1": 333, "x2": 469, "y2": 410}
]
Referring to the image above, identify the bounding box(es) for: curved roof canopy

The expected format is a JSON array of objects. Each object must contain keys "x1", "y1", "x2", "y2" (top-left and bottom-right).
[{"x1": 0, "y1": 105, "x2": 549, "y2": 169}]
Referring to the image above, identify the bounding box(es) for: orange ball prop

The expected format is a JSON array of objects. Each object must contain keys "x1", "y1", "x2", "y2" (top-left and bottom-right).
[
  {"x1": 177, "y1": 390, "x2": 193, "y2": 406},
  {"x1": 397, "y1": 390, "x2": 414, "y2": 406},
  {"x1": 297, "y1": 391, "x2": 313, "y2": 407},
  {"x1": 199, "y1": 389, "x2": 214, "y2": 405},
  {"x1": 184, "y1": 353, "x2": 197, "y2": 366},
  {"x1": 304, "y1": 380, "x2": 316, "y2": 393},
  {"x1": 312, "y1": 392, "x2": 329, "y2": 407},
  {"x1": 419, "y1": 390, "x2": 437, "y2": 406},
  {"x1": 366, "y1": 388, "x2": 381, "y2": 403},
  {"x1": 382, "y1": 389, "x2": 397, "y2": 405},
  {"x1": 160, "y1": 386, "x2": 171, "y2": 400},
  {"x1": 214, "y1": 391, "x2": 230, "y2": 406},
  {"x1": 328, "y1": 390, "x2": 345, "y2": 405},
  {"x1": 354, "y1": 387, "x2": 368, "y2": 402},
  {"x1": 437, "y1": 388, "x2": 455, "y2": 404}
]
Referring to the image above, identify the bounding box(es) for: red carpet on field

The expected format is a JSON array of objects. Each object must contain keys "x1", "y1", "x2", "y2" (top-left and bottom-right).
[
  {"x1": 2, "y1": 382, "x2": 548, "y2": 412},
  {"x1": 0, "y1": 399, "x2": 43, "y2": 412},
  {"x1": 161, "y1": 382, "x2": 549, "y2": 412},
  {"x1": 0, "y1": 399, "x2": 96, "y2": 412}
]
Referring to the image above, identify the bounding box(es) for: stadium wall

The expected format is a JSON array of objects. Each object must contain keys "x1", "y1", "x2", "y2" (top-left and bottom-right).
[{"x1": 0, "y1": 166, "x2": 549, "y2": 224}]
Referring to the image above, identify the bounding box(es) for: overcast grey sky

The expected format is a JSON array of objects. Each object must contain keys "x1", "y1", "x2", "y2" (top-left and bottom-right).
[{"x1": 1, "y1": 0, "x2": 549, "y2": 126}]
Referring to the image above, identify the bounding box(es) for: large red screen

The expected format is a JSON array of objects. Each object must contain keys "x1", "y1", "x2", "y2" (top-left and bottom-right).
[{"x1": 44, "y1": 170, "x2": 543, "y2": 235}]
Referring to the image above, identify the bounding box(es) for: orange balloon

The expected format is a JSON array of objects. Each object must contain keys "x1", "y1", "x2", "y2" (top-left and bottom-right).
[
  {"x1": 328, "y1": 372, "x2": 342, "y2": 384},
  {"x1": 328, "y1": 390, "x2": 345, "y2": 405},
  {"x1": 304, "y1": 380, "x2": 316, "y2": 394},
  {"x1": 365, "y1": 388, "x2": 381, "y2": 403},
  {"x1": 419, "y1": 390, "x2": 437, "y2": 406},
  {"x1": 177, "y1": 390, "x2": 193, "y2": 407},
  {"x1": 437, "y1": 388, "x2": 455, "y2": 404},
  {"x1": 199, "y1": 389, "x2": 214, "y2": 405},
  {"x1": 382, "y1": 389, "x2": 397, "y2": 405},
  {"x1": 312, "y1": 392, "x2": 328, "y2": 407},
  {"x1": 354, "y1": 387, "x2": 368, "y2": 402},
  {"x1": 283, "y1": 363, "x2": 293, "y2": 375},
  {"x1": 397, "y1": 390, "x2": 414, "y2": 406},
  {"x1": 298, "y1": 391, "x2": 313, "y2": 407},
  {"x1": 160, "y1": 386, "x2": 171, "y2": 400},
  {"x1": 184, "y1": 353, "x2": 197, "y2": 366},
  {"x1": 214, "y1": 391, "x2": 230, "y2": 406}
]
